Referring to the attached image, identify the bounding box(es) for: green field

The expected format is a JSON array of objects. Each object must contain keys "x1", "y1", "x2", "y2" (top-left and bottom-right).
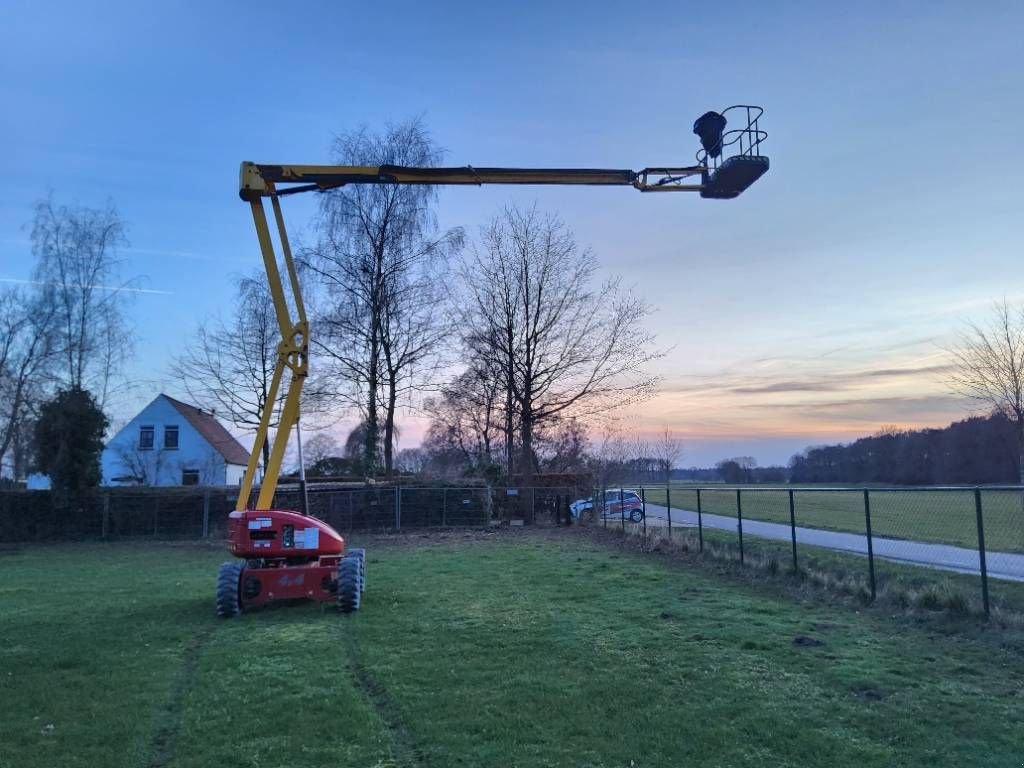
[
  {"x1": 639, "y1": 486, "x2": 1024, "y2": 552},
  {"x1": 2, "y1": 535, "x2": 1023, "y2": 767}
]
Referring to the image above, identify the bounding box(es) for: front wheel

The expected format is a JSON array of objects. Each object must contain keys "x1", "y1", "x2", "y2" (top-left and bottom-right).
[
  {"x1": 629, "y1": 508, "x2": 644, "y2": 523},
  {"x1": 216, "y1": 561, "x2": 244, "y2": 618},
  {"x1": 347, "y1": 548, "x2": 367, "y2": 591},
  {"x1": 337, "y1": 556, "x2": 363, "y2": 614}
]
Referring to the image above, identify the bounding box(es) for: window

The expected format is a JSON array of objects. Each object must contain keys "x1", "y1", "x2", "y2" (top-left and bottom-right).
[
  {"x1": 181, "y1": 469, "x2": 199, "y2": 486},
  {"x1": 164, "y1": 425, "x2": 179, "y2": 450},
  {"x1": 139, "y1": 426, "x2": 154, "y2": 451}
]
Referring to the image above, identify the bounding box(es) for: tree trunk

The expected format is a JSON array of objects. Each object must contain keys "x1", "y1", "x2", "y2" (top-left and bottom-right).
[
  {"x1": 1017, "y1": 423, "x2": 1024, "y2": 513},
  {"x1": 504, "y1": 337, "x2": 515, "y2": 475},
  {"x1": 12, "y1": 419, "x2": 28, "y2": 483},
  {"x1": 365, "y1": 327, "x2": 380, "y2": 476},
  {"x1": 383, "y1": 376, "x2": 397, "y2": 476},
  {"x1": 520, "y1": 394, "x2": 535, "y2": 483}
]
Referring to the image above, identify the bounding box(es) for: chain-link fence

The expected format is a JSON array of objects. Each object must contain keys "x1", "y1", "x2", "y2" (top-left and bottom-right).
[
  {"x1": 0, "y1": 484, "x2": 582, "y2": 543},
  {"x1": 586, "y1": 484, "x2": 1024, "y2": 618}
]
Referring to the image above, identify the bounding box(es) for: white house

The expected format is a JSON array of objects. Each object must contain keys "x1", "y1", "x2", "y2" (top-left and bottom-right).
[{"x1": 102, "y1": 394, "x2": 250, "y2": 487}]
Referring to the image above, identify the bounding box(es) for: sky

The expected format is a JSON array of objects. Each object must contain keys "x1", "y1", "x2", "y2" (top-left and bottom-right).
[{"x1": 2, "y1": 1, "x2": 1023, "y2": 466}]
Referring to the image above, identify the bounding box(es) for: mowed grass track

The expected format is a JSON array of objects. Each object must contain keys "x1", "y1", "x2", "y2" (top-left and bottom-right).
[
  {"x1": 1, "y1": 535, "x2": 1022, "y2": 767},
  {"x1": 642, "y1": 486, "x2": 1024, "y2": 552}
]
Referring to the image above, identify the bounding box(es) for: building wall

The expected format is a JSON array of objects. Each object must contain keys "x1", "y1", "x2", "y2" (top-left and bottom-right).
[
  {"x1": 225, "y1": 463, "x2": 246, "y2": 487},
  {"x1": 101, "y1": 396, "x2": 228, "y2": 486}
]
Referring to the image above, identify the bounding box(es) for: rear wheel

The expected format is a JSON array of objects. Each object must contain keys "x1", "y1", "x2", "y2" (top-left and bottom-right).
[
  {"x1": 630, "y1": 508, "x2": 644, "y2": 523},
  {"x1": 337, "y1": 557, "x2": 362, "y2": 613},
  {"x1": 216, "y1": 561, "x2": 244, "y2": 617},
  {"x1": 347, "y1": 548, "x2": 367, "y2": 591}
]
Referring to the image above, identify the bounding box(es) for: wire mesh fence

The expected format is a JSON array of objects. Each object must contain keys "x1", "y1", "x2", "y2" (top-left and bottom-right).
[
  {"x1": 583, "y1": 484, "x2": 1024, "y2": 618},
  {"x1": 6, "y1": 482, "x2": 1024, "y2": 618},
  {"x1": 0, "y1": 484, "x2": 582, "y2": 543}
]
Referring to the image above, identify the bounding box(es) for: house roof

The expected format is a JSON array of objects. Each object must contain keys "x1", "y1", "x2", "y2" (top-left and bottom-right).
[{"x1": 162, "y1": 394, "x2": 251, "y2": 466}]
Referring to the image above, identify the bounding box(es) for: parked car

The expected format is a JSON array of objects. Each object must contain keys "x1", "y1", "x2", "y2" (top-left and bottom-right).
[
  {"x1": 569, "y1": 496, "x2": 593, "y2": 518},
  {"x1": 570, "y1": 489, "x2": 644, "y2": 522}
]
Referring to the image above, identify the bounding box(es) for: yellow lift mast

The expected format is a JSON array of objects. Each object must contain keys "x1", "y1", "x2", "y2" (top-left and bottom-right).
[{"x1": 234, "y1": 105, "x2": 768, "y2": 513}]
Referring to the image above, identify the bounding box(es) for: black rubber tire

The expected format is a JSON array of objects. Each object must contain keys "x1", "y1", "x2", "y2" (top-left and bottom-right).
[
  {"x1": 216, "y1": 561, "x2": 244, "y2": 618},
  {"x1": 337, "y1": 557, "x2": 362, "y2": 614},
  {"x1": 347, "y1": 548, "x2": 366, "y2": 591},
  {"x1": 630, "y1": 508, "x2": 644, "y2": 523}
]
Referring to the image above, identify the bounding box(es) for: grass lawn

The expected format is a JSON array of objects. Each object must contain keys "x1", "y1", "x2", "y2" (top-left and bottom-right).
[
  {"x1": 2, "y1": 534, "x2": 1023, "y2": 767},
  {"x1": 640, "y1": 486, "x2": 1024, "y2": 552}
]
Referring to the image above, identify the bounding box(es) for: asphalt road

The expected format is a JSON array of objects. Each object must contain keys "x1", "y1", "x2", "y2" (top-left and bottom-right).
[{"x1": 623, "y1": 503, "x2": 1024, "y2": 583}]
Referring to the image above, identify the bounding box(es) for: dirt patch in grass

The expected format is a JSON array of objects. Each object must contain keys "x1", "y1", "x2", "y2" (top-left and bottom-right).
[
  {"x1": 851, "y1": 684, "x2": 888, "y2": 701},
  {"x1": 793, "y1": 634, "x2": 825, "y2": 648},
  {"x1": 146, "y1": 626, "x2": 215, "y2": 768},
  {"x1": 341, "y1": 623, "x2": 424, "y2": 766}
]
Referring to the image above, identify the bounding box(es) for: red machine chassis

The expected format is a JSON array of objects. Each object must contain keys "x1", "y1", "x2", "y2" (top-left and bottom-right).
[
  {"x1": 238, "y1": 558, "x2": 343, "y2": 607},
  {"x1": 224, "y1": 509, "x2": 354, "y2": 610}
]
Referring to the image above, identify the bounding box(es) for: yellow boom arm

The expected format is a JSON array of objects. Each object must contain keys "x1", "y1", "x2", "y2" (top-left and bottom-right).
[
  {"x1": 235, "y1": 123, "x2": 769, "y2": 511},
  {"x1": 239, "y1": 162, "x2": 707, "y2": 202}
]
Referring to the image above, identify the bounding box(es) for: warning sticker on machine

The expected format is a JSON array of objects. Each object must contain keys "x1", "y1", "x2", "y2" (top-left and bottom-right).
[
  {"x1": 299, "y1": 527, "x2": 319, "y2": 549},
  {"x1": 248, "y1": 517, "x2": 274, "y2": 530}
]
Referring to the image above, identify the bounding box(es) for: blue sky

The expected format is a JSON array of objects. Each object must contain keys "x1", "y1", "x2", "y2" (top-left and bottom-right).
[{"x1": 2, "y1": 1, "x2": 1023, "y2": 465}]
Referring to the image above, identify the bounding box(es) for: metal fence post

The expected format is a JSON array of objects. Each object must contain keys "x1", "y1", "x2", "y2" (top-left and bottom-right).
[
  {"x1": 102, "y1": 492, "x2": 110, "y2": 540},
  {"x1": 442, "y1": 488, "x2": 447, "y2": 527},
  {"x1": 736, "y1": 488, "x2": 744, "y2": 564},
  {"x1": 666, "y1": 483, "x2": 672, "y2": 538},
  {"x1": 349, "y1": 491, "x2": 354, "y2": 530},
  {"x1": 202, "y1": 489, "x2": 210, "y2": 539},
  {"x1": 696, "y1": 488, "x2": 703, "y2": 552},
  {"x1": 395, "y1": 486, "x2": 401, "y2": 530},
  {"x1": 641, "y1": 487, "x2": 647, "y2": 538},
  {"x1": 974, "y1": 487, "x2": 991, "y2": 618},
  {"x1": 619, "y1": 487, "x2": 625, "y2": 532},
  {"x1": 788, "y1": 488, "x2": 798, "y2": 572},
  {"x1": 600, "y1": 487, "x2": 606, "y2": 528},
  {"x1": 863, "y1": 488, "x2": 876, "y2": 601},
  {"x1": 153, "y1": 495, "x2": 160, "y2": 538}
]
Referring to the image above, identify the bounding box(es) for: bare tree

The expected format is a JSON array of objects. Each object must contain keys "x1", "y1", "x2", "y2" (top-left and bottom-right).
[
  {"x1": 301, "y1": 432, "x2": 340, "y2": 468},
  {"x1": 653, "y1": 427, "x2": 683, "y2": 484},
  {"x1": 587, "y1": 426, "x2": 632, "y2": 514},
  {"x1": 0, "y1": 288, "x2": 59, "y2": 480},
  {"x1": 112, "y1": 441, "x2": 170, "y2": 485},
  {"x1": 395, "y1": 447, "x2": 428, "y2": 474},
  {"x1": 303, "y1": 117, "x2": 461, "y2": 476},
  {"x1": 377, "y1": 238, "x2": 459, "y2": 474},
  {"x1": 30, "y1": 197, "x2": 132, "y2": 405},
  {"x1": 174, "y1": 273, "x2": 281, "y2": 470},
  {"x1": 458, "y1": 221, "x2": 521, "y2": 473},
  {"x1": 423, "y1": 365, "x2": 504, "y2": 474},
  {"x1": 458, "y1": 205, "x2": 660, "y2": 479},
  {"x1": 535, "y1": 418, "x2": 589, "y2": 474},
  {"x1": 949, "y1": 300, "x2": 1024, "y2": 484}
]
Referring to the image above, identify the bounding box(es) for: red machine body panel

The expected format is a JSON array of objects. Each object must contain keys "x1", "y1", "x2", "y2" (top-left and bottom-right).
[
  {"x1": 238, "y1": 560, "x2": 341, "y2": 607},
  {"x1": 228, "y1": 509, "x2": 345, "y2": 559}
]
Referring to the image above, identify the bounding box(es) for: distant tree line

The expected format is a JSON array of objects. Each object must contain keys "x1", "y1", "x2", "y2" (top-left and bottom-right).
[
  {"x1": 670, "y1": 461, "x2": 788, "y2": 484},
  {"x1": 788, "y1": 414, "x2": 1019, "y2": 485}
]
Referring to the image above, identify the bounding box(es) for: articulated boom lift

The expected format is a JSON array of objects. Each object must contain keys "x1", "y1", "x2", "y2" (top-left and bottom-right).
[{"x1": 216, "y1": 105, "x2": 769, "y2": 617}]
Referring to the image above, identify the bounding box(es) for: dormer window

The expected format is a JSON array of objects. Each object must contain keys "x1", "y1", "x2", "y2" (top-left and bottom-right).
[
  {"x1": 164, "y1": 425, "x2": 179, "y2": 450},
  {"x1": 139, "y1": 425, "x2": 154, "y2": 450}
]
